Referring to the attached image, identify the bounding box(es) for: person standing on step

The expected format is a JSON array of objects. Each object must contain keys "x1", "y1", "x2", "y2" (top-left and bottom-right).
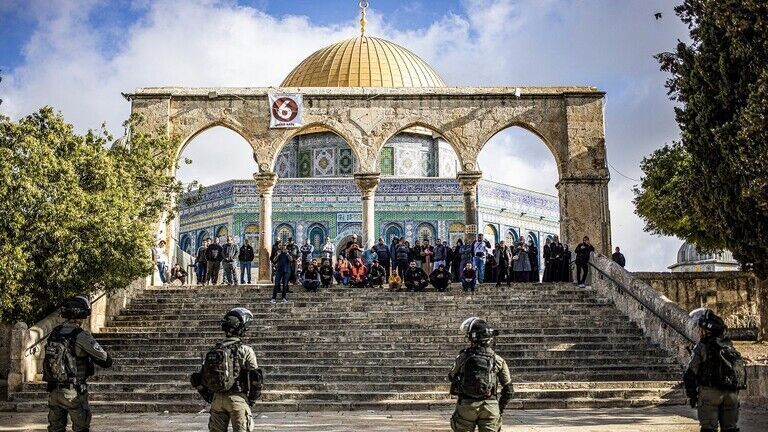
[
  {"x1": 321, "y1": 237, "x2": 334, "y2": 262},
  {"x1": 471, "y1": 234, "x2": 491, "y2": 284},
  {"x1": 206, "y1": 237, "x2": 224, "y2": 285},
  {"x1": 375, "y1": 238, "x2": 391, "y2": 278},
  {"x1": 527, "y1": 240, "x2": 540, "y2": 283},
  {"x1": 433, "y1": 238, "x2": 447, "y2": 271},
  {"x1": 363, "y1": 245, "x2": 377, "y2": 269},
  {"x1": 449, "y1": 317, "x2": 514, "y2": 432},
  {"x1": 302, "y1": 262, "x2": 321, "y2": 292},
  {"x1": 389, "y1": 236, "x2": 399, "y2": 276},
  {"x1": 192, "y1": 308, "x2": 262, "y2": 432},
  {"x1": 612, "y1": 246, "x2": 626, "y2": 268},
  {"x1": 285, "y1": 238, "x2": 300, "y2": 285},
  {"x1": 541, "y1": 237, "x2": 552, "y2": 282},
  {"x1": 395, "y1": 238, "x2": 410, "y2": 278},
  {"x1": 494, "y1": 241, "x2": 512, "y2": 287},
  {"x1": 421, "y1": 239, "x2": 434, "y2": 274},
  {"x1": 152, "y1": 240, "x2": 168, "y2": 285},
  {"x1": 271, "y1": 243, "x2": 292, "y2": 303},
  {"x1": 345, "y1": 234, "x2": 363, "y2": 261},
  {"x1": 222, "y1": 236, "x2": 239, "y2": 286},
  {"x1": 461, "y1": 262, "x2": 478, "y2": 292},
  {"x1": 561, "y1": 244, "x2": 573, "y2": 283},
  {"x1": 452, "y1": 239, "x2": 464, "y2": 282},
  {"x1": 404, "y1": 261, "x2": 429, "y2": 292},
  {"x1": 238, "y1": 239, "x2": 255, "y2": 285},
  {"x1": 512, "y1": 240, "x2": 531, "y2": 283},
  {"x1": 429, "y1": 263, "x2": 452, "y2": 292},
  {"x1": 548, "y1": 236, "x2": 564, "y2": 282},
  {"x1": 684, "y1": 308, "x2": 746, "y2": 432},
  {"x1": 44, "y1": 296, "x2": 113, "y2": 432},
  {"x1": 574, "y1": 236, "x2": 595, "y2": 288},
  {"x1": 299, "y1": 239, "x2": 314, "y2": 277},
  {"x1": 196, "y1": 238, "x2": 209, "y2": 285}
]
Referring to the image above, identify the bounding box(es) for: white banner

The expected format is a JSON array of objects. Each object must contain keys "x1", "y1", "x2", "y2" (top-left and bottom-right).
[{"x1": 268, "y1": 93, "x2": 303, "y2": 128}]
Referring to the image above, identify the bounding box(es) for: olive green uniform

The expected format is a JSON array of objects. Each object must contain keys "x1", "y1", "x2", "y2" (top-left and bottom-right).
[
  {"x1": 47, "y1": 323, "x2": 110, "y2": 432},
  {"x1": 449, "y1": 351, "x2": 513, "y2": 432},
  {"x1": 208, "y1": 337, "x2": 259, "y2": 432},
  {"x1": 684, "y1": 339, "x2": 740, "y2": 432}
]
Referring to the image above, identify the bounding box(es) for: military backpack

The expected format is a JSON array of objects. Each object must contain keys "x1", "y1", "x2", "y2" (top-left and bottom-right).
[
  {"x1": 42, "y1": 326, "x2": 83, "y2": 385},
  {"x1": 201, "y1": 340, "x2": 240, "y2": 393},
  {"x1": 706, "y1": 339, "x2": 747, "y2": 391},
  {"x1": 452, "y1": 346, "x2": 498, "y2": 399}
]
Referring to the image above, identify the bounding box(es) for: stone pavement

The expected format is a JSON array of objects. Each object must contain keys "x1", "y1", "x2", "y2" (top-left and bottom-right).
[{"x1": 1, "y1": 407, "x2": 767, "y2": 432}]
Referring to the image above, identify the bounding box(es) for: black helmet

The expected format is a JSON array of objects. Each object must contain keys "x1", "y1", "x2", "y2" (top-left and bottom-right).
[
  {"x1": 460, "y1": 317, "x2": 499, "y2": 343},
  {"x1": 61, "y1": 296, "x2": 91, "y2": 320},
  {"x1": 221, "y1": 307, "x2": 254, "y2": 336},
  {"x1": 689, "y1": 308, "x2": 726, "y2": 336}
]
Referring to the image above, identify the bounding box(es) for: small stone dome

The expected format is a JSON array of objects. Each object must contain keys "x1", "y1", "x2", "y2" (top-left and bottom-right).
[{"x1": 676, "y1": 242, "x2": 736, "y2": 264}]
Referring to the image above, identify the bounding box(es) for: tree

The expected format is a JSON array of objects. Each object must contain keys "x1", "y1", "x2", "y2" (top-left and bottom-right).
[
  {"x1": 0, "y1": 108, "x2": 181, "y2": 323},
  {"x1": 634, "y1": 0, "x2": 768, "y2": 279}
]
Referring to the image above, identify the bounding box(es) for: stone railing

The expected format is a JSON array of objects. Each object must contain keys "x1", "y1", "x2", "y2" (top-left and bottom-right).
[
  {"x1": 6, "y1": 276, "x2": 147, "y2": 394},
  {"x1": 744, "y1": 364, "x2": 768, "y2": 408},
  {"x1": 588, "y1": 253, "x2": 698, "y2": 366}
]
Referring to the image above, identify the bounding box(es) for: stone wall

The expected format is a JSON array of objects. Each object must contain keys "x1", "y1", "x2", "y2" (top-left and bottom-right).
[
  {"x1": 744, "y1": 365, "x2": 768, "y2": 408},
  {"x1": 0, "y1": 323, "x2": 11, "y2": 379},
  {"x1": 635, "y1": 271, "x2": 765, "y2": 339},
  {"x1": 588, "y1": 253, "x2": 698, "y2": 366}
]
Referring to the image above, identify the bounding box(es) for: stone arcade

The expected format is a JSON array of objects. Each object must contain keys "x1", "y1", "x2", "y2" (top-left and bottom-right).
[{"x1": 129, "y1": 36, "x2": 611, "y2": 282}]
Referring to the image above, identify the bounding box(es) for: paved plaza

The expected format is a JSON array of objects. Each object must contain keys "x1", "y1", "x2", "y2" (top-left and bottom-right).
[{"x1": 1, "y1": 407, "x2": 767, "y2": 432}]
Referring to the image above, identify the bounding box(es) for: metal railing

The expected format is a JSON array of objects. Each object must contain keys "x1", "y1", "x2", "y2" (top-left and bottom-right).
[
  {"x1": 24, "y1": 291, "x2": 108, "y2": 357},
  {"x1": 587, "y1": 259, "x2": 696, "y2": 345}
]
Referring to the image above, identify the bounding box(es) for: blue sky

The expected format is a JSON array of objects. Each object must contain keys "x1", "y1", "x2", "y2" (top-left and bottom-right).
[{"x1": 0, "y1": 0, "x2": 690, "y2": 271}]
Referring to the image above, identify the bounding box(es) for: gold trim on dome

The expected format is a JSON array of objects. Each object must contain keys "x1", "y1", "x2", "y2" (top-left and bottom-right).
[{"x1": 281, "y1": 36, "x2": 446, "y2": 88}]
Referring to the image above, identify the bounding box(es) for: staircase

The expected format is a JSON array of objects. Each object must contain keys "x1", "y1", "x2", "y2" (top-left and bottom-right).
[{"x1": 10, "y1": 283, "x2": 685, "y2": 412}]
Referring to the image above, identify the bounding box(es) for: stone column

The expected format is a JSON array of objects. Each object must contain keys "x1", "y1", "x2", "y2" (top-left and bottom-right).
[
  {"x1": 457, "y1": 171, "x2": 482, "y2": 243},
  {"x1": 353, "y1": 172, "x2": 381, "y2": 250},
  {"x1": 254, "y1": 172, "x2": 278, "y2": 283},
  {"x1": 557, "y1": 176, "x2": 611, "y2": 255}
]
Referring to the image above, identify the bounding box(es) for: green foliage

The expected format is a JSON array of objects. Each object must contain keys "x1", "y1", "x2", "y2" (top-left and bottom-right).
[
  {"x1": 635, "y1": 0, "x2": 768, "y2": 278},
  {"x1": 0, "y1": 108, "x2": 181, "y2": 322}
]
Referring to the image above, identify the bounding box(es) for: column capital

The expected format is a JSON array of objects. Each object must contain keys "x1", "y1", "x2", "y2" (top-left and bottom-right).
[
  {"x1": 253, "y1": 171, "x2": 278, "y2": 194},
  {"x1": 456, "y1": 170, "x2": 483, "y2": 191},
  {"x1": 353, "y1": 172, "x2": 381, "y2": 198}
]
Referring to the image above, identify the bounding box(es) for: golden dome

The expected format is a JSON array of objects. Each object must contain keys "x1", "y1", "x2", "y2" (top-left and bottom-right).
[{"x1": 281, "y1": 36, "x2": 446, "y2": 88}]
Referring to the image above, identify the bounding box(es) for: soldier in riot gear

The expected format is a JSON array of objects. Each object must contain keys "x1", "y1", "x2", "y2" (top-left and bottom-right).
[
  {"x1": 684, "y1": 308, "x2": 746, "y2": 432},
  {"x1": 449, "y1": 317, "x2": 514, "y2": 432},
  {"x1": 192, "y1": 307, "x2": 262, "y2": 432},
  {"x1": 44, "y1": 295, "x2": 113, "y2": 432}
]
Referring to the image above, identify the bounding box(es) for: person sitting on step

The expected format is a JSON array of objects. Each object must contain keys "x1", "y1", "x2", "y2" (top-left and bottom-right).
[
  {"x1": 334, "y1": 255, "x2": 350, "y2": 286},
  {"x1": 461, "y1": 263, "x2": 477, "y2": 292},
  {"x1": 302, "y1": 262, "x2": 321, "y2": 292},
  {"x1": 388, "y1": 271, "x2": 402, "y2": 291},
  {"x1": 404, "y1": 261, "x2": 429, "y2": 292},
  {"x1": 319, "y1": 258, "x2": 334, "y2": 288},
  {"x1": 429, "y1": 263, "x2": 452, "y2": 292},
  {"x1": 349, "y1": 258, "x2": 368, "y2": 288},
  {"x1": 169, "y1": 263, "x2": 188, "y2": 285},
  {"x1": 367, "y1": 259, "x2": 386, "y2": 288}
]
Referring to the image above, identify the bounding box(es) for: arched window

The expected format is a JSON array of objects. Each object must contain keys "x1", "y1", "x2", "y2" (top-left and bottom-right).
[
  {"x1": 384, "y1": 223, "x2": 404, "y2": 243},
  {"x1": 527, "y1": 232, "x2": 539, "y2": 248},
  {"x1": 243, "y1": 224, "x2": 259, "y2": 247},
  {"x1": 484, "y1": 224, "x2": 498, "y2": 244},
  {"x1": 180, "y1": 235, "x2": 192, "y2": 255},
  {"x1": 216, "y1": 226, "x2": 229, "y2": 243},
  {"x1": 504, "y1": 228, "x2": 518, "y2": 245},
  {"x1": 275, "y1": 224, "x2": 294, "y2": 244},
  {"x1": 196, "y1": 230, "x2": 209, "y2": 249},
  {"x1": 416, "y1": 223, "x2": 435, "y2": 244},
  {"x1": 307, "y1": 225, "x2": 326, "y2": 255}
]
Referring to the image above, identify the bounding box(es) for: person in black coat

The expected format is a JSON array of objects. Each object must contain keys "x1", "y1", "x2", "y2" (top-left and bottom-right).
[
  {"x1": 368, "y1": 260, "x2": 386, "y2": 288},
  {"x1": 612, "y1": 247, "x2": 626, "y2": 268},
  {"x1": 404, "y1": 261, "x2": 429, "y2": 292},
  {"x1": 319, "y1": 258, "x2": 334, "y2": 288},
  {"x1": 302, "y1": 263, "x2": 321, "y2": 292},
  {"x1": 561, "y1": 244, "x2": 573, "y2": 283},
  {"x1": 527, "y1": 241, "x2": 539, "y2": 283},
  {"x1": 429, "y1": 264, "x2": 452, "y2": 292},
  {"x1": 574, "y1": 237, "x2": 595, "y2": 287}
]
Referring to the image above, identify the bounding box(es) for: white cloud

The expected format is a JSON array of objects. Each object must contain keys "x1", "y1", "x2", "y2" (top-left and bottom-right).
[{"x1": 1, "y1": 0, "x2": 690, "y2": 271}]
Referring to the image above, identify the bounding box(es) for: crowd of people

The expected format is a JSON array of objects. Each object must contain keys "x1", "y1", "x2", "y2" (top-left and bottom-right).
[{"x1": 151, "y1": 233, "x2": 628, "y2": 301}]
